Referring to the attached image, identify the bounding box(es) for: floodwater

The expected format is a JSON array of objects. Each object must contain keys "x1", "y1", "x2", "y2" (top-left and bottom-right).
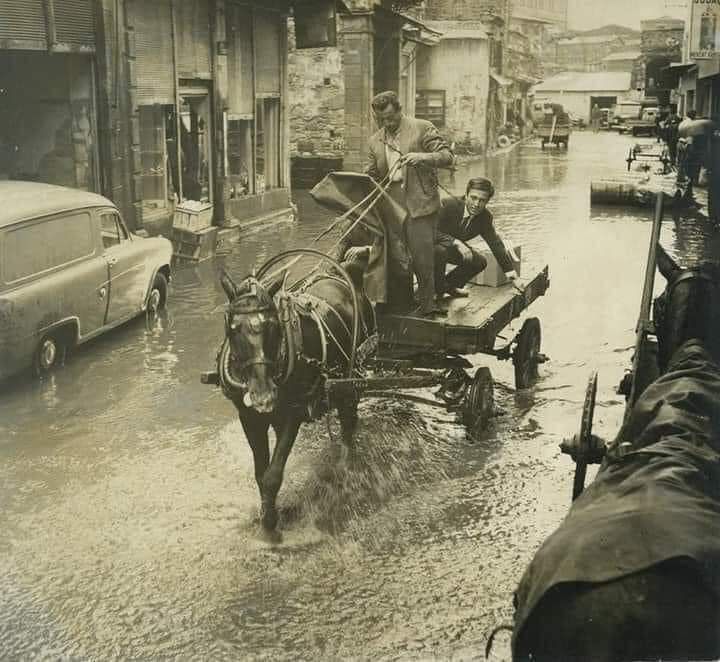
[{"x1": 1, "y1": 131, "x2": 718, "y2": 661}]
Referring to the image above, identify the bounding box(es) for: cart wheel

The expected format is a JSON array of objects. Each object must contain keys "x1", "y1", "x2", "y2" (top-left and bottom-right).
[
  {"x1": 462, "y1": 367, "x2": 494, "y2": 437},
  {"x1": 572, "y1": 371, "x2": 598, "y2": 501},
  {"x1": 513, "y1": 318, "x2": 542, "y2": 390}
]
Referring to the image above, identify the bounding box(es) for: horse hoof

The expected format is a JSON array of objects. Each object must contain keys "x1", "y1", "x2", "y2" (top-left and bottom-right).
[{"x1": 261, "y1": 528, "x2": 283, "y2": 545}]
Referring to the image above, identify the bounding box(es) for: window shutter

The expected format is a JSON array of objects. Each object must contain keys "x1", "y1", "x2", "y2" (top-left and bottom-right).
[
  {"x1": 227, "y1": 4, "x2": 254, "y2": 116},
  {"x1": 0, "y1": 0, "x2": 47, "y2": 47},
  {"x1": 128, "y1": 0, "x2": 175, "y2": 106},
  {"x1": 54, "y1": 0, "x2": 95, "y2": 47},
  {"x1": 174, "y1": 0, "x2": 212, "y2": 79},
  {"x1": 254, "y1": 10, "x2": 281, "y2": 96}
]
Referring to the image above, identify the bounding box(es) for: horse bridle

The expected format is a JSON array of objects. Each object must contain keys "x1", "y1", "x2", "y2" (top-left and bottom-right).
[{"x1": 224, "y1": 294, "x2": 282, "y2": 379}]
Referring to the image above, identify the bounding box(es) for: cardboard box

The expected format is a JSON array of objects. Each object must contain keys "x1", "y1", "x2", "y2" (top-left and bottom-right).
[
  {"x1": 474, "y1": 244, "x2": 521, "y2": 287},
  {"x1": 173, "y1": 203, "x2": 213, "y2": 232}
]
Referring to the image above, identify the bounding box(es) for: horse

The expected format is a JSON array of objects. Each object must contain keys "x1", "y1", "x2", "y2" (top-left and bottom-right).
[
  {"x1": 512, "y1": 245, "x2": 720, "y2": 662},
  {"x1": 217, "y1": 264, "x2": 375, "y2": 538}
]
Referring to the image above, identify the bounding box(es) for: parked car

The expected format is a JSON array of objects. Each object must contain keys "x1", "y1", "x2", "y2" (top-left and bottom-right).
[
  {"x1": 568, "y1": 112, "x2": 586, "y2": 129},
  {"x1": 0, "y1": 181, "x2": 173, "y2": 381}
]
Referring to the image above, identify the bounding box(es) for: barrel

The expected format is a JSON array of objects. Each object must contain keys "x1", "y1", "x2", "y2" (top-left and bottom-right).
[{"x1": 590, "y1": 176, "x2": 679, "y2": 206}]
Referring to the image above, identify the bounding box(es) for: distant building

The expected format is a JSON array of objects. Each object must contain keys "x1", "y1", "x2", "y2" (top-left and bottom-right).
[
  {"x1": 512, "y1": 0, "x2": 568, "y2": 30},
  {"x1": 533, "y1": 71, "x2": 633, "y2": 122},
  {"x1": 545, "y1": 24, "x2": 640, "y2": 74},
  {"x1": 639, "y1": 16, "x2": 684, "y2": 104}
]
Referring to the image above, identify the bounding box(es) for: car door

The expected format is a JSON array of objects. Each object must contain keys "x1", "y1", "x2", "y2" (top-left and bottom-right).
[{"x1": 100, "y1": 210, "x2": 149, "y2": 324}]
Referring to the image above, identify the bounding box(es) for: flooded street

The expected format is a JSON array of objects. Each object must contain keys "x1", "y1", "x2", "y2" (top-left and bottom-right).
[{"x1": 1, "y1": 131, "x2": 718, "y2": 660}]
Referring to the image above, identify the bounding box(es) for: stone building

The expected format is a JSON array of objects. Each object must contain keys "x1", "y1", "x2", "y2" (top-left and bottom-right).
[
  {"x1": 546, "y1": 25, "x2": 640, "y2": 74},
  {"x1": 0, "y1": 0, "x2": 299, "y2": 233},
  {"x1": 287, "y1": 1, "x2": 440, "y2": 187},
  {"x1": 639, "y1": 17, "x2": 683, "y2": 105}
]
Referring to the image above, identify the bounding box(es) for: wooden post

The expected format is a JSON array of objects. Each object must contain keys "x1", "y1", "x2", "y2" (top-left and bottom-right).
[
  {"x1": 625, "y1": 191, "x2": 665, "y2": 417},
  {"x1": 170, "y1": 0, "x2": 183, "y2": 203}
]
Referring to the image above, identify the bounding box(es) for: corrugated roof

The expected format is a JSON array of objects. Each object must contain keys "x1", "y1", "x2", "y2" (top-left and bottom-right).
[
  {"x1": 534, "y1": 71, "x2": 632, "y2": 92},
  {"x1": 0, "y1": 181, "x2": 112, "y2": 228},
  {"x1": 602, "y1": 50, "x2": 641, "y2": 62}
]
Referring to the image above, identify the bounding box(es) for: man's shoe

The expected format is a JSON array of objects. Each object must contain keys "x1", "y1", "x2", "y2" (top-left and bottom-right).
[{"x1": 446, "y1": 287, "x2": 470, "y2": 298}]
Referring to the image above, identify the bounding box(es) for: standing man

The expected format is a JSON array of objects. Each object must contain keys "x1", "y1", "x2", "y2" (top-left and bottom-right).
[
  {"x1": 366, "y1": 91, "x2": 454, "y2": 316},
  {"x1": 434, "y1": 177, "x2": 518, "y2": 297},
  {"x1": 591, "y1": 104, "x2": 601, "y2": 133}
]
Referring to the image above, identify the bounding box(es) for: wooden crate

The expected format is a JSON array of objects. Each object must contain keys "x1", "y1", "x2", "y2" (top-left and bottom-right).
[
  {"x1": 173, "y1": 203, "x2": 213, "y2": 232},
  {"x1": 171, "y1": 226, "x2": 218, "y2": 263}
]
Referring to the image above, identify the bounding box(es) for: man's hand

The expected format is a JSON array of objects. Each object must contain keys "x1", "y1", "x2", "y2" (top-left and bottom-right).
[
  {"x1": 345, "y1": 246, "x2": 370, "y2": 262},
  {"x1": 454, "y1": 240, "x2": 474, "y2": 263},
  {"x1": 401, "y1": 152, "x2": 430, "y2": 167}
]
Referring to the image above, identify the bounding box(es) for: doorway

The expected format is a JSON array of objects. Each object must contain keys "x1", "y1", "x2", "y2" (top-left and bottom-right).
[{"x1": 177, "y1": 86, "x2": 212, "y2": 203}]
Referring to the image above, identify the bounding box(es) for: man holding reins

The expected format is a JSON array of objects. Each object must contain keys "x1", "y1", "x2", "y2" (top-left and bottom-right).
[
  {"x1": 435, "y1": 177, "x2": 519, "y2": 298},
  {"x1": 366, "y1": 91, "x2": 454, "y2": 317}
]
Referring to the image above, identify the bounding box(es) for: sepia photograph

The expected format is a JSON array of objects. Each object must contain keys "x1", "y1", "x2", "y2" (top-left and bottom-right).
[{"x1": 1, "y1": 0, "x2": 719, "y2": 660}]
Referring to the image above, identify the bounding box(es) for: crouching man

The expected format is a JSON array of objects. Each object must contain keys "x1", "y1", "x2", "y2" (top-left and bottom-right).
[{"x1": 435, "y1": 177, "x2": 518, "y2": 298}]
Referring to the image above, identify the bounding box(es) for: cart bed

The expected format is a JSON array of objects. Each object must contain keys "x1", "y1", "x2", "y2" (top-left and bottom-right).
[{"x1": 377, "y1": 265, "x2": 550, "y2": 358}]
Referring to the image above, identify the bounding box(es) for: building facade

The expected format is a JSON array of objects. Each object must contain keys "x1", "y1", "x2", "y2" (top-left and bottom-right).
[
  {"x1": 639, "y1": 16, "x2": 684, "y2": 105},
  {"x1": 533, "y1": 71, "x2": 633, "y2": 122},
  {"x1": 287, "y1": 1, "x2": 439, "y2": 186},
  {"x1": 0, "y1": 0, "x2": 295, "y2": 233}
]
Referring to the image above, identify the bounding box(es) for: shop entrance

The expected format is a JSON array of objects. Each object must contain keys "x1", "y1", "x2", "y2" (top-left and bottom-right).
[
  {"x1": 0, "y1": 51, "x2": 98, "y2": 191},
  {"x1": 176, "y1": 86, "x2": 212, "y2": 204}
]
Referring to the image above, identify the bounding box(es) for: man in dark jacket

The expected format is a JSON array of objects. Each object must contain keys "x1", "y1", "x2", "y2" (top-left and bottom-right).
[{"x1": 435, "y1": 177, "x2": 518, "y2": 297}]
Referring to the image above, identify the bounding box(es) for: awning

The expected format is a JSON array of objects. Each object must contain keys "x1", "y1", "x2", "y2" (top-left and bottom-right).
[
  {"x1": 660, "y1": 62, "x2": 697, "y2": 87},
  {"x1": 490, "y1": 71, "x2": 513, "y2": 87}
]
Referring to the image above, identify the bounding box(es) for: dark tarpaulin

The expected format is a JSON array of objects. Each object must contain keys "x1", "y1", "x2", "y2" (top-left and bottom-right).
[
  {"x1": 310, "y1": 171, "x2": 411, "y2": 305},
  {"x1": 514, "y1": 340, "x2": 720, "y2": 642}
]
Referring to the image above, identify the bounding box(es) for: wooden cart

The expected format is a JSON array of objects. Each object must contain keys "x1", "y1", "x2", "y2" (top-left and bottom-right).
[{"x1": 325, "y1": 265, "x2": 551, "y2": 437}]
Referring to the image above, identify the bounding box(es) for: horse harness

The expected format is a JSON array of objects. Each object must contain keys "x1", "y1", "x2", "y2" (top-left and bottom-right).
[{"x1": 220, "y1": 277, "x2": 367, "y2": 417}]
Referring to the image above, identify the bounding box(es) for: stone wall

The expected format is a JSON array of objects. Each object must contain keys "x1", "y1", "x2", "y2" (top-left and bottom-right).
[{"x1": 287, "y1": 18, "x2": 345, "y2": 159}]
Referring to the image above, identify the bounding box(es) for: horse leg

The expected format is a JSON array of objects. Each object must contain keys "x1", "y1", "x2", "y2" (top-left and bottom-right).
[
  {"x1": 260, "y1": 411, "x2": 302, "y2": 534},
  {"x1": 238, "y1": 411, "x2": 271, "y2": 512},
  {"x1": 335, "y1": 392, "x2": 359, "y2": 467}
]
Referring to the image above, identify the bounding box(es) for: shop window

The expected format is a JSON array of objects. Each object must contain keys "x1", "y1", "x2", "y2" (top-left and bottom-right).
[
  {"x1": 255, "y1": 98, "x2": 281, "y2": 192},
  {"x1": 227, "y1": 118, "x2": 254, "y2": 197},
  {"x1": 138, "y1": 105, "x2": 172, "y2": 218}
]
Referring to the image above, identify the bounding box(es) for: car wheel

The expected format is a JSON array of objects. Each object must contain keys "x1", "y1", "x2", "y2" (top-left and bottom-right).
[
  {"x1": 148, "y1": 272, "x2": 168, "y2": 314},
  {"x1": 33, "y1": 333, "x2": 65, "y2": 377}
]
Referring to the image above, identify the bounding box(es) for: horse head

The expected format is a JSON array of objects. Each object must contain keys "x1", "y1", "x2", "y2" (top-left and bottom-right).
[
  {"x1": 220, "y1": 270, "x2": 283, "y2": 413},
  {"x1": 654, "y1": 244, "x2": 720, "y2": 372}
]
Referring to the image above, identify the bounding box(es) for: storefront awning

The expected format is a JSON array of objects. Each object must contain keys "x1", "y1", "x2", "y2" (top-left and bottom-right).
[
  {"x1": 660, "y1": 62, "x2": 697, "y2": 87},
  {"x1": 490, "y1": 71, "x2": 513, "y2": 87}
]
